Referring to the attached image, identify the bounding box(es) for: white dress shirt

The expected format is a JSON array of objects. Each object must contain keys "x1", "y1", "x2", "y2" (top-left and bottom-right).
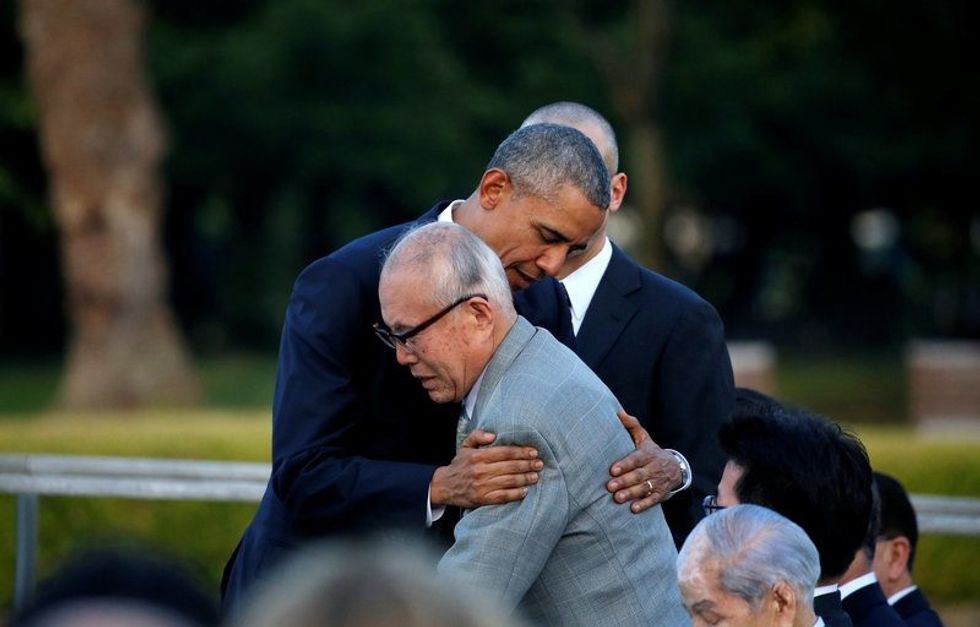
[
  {"x1": 437, "y1": 199, "x2": 464, "y2": 224},
  {"x1": 887, "y1": 584, "x2": 918, "y2": 605},
  {"x1": 560, "y1": 237, "x2": 613, "y2": 335},
  {"x1": 814, "y1": 583, "x2": 839, "y2": 598}
]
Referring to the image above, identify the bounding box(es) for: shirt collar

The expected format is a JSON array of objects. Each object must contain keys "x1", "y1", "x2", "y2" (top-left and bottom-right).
[
  {"x1": 813, "y1": 583, "x2": 839, "y2": 598},
  {"x1": 561, "y1": 237, "x2": 613, "y2": 334},
  {"x1": 437, "y1": 199, "x2": 465, "y2": 223},
  {"x1": 812, "y1": 617, "x2": 825, "y2": 627},
  {"x1": 887, "y1": 585, "x2": 918, "y2": 605},
  {"x1": 839, "y1": 572, "x2": 878, "y2": 600}
]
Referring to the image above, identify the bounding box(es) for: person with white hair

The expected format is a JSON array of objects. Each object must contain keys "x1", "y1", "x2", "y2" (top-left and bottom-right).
[
  {"x1": 678, "y1": 504, "x2": 823, "y2": 627},
  {"x1": 379, "y1": 221, "x2": 686, "y2": 626}
]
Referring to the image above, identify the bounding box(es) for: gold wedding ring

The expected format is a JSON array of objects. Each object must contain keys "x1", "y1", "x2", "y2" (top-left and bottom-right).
[{"x1": 644, "y1": 480, "x2": 654, "y2": 496}]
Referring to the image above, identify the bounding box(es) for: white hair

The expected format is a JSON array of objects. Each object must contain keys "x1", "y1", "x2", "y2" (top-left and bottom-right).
[
  {"x1": 382, "y1": 222, "x2": 515, "y2": 320},
  {"x1": 678, "y1": 504, "x2": 820, "y2": 610}
]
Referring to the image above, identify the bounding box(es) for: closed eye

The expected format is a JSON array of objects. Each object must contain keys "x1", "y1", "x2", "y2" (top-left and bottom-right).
[{"x1": 537, "y1": 225, "x2": 570, "y2": 245}]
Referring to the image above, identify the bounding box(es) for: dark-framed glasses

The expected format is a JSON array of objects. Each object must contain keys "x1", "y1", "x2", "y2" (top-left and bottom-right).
[
  {"x1": 373, "y1": 293, "x2": 487, "y2": 351},
  {"x1": 702, "y1": 494, "x2": 727, "y2": 516}
]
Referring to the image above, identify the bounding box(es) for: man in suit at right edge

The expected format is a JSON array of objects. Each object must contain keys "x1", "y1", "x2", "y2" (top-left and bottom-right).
[
  {"x1": 516, "y1": 102, "x2": 734, "y2": 545},
  {"x1": 838, "y1": 480, "x2": 905, "y2": 626},
  {"x1": 872, "y1": 472, "x2": 944, "y2": 626}
]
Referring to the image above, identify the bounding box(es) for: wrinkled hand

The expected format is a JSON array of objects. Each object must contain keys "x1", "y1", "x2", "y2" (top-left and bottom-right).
[
  {"x1": 606, "y1": 410, "x2": 682, "y2": 514},
  {"x1": 430, "y1": 429, "x2": 543, "y2": 509}
]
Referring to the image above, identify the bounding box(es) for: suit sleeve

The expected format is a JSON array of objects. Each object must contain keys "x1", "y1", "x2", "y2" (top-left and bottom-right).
[
  {"x1": 269, "y1": 257, "x2": 436, "y2": 531},
  {"x1": 655, "y1": 298, "x2": 734, "y2": 543},
  {"x1": 438, "y1": 426, "x2": 567, "y2": 608}
]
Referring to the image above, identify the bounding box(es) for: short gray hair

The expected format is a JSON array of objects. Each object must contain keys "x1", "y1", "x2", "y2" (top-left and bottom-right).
[
  {"x1": 678, "y1": 504, "x2": 820, "y2": 610},
  {"x1": 521, "y1": 101, "x2": 620, "y2": 173},
  {"x1": 487, "y1": 123, "x2": 610, "y2": 210},
  {"x1": 382, "y1": 222, "x2": 515, "y2": 317}
]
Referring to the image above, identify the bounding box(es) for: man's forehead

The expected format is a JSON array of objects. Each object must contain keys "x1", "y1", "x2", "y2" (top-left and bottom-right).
[{"x1": 380, "y1": 272, "x2": 427, "y2": 319}]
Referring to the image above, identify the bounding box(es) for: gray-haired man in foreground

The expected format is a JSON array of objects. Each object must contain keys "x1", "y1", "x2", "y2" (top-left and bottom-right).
[
  {"x1": 377, "y1": 222, "x2": 685, "y2": 626},
  {"x1": 678, "y1": 504, "x2": 823, "y2": 627}
]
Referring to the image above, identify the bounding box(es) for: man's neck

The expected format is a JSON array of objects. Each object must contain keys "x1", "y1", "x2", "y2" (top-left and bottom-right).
[
  {"x1": 461, "y1": 318, "x2": 516, "y2": 412},
  {"x1": 794, "y1": 608, "x2": 819, "y2": 627},
  {"x1": 880, "y1": 572, "x2": 914, "y2": 600},
  {"x1": 450, "y1": 194, "x2": 482, "y2": 231}
]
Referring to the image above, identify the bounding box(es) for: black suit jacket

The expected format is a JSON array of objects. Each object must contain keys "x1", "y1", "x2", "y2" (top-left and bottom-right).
[
  {"x1": 221, "y1": 204, "x2": 460, "y2": 613},
  {"x1": 517, "y1": 244, "x2": 734, "y2": 545},
  {"x1": 841, "y1": 582, "x2": 906, "y2": 627},
  {"x1": 816, "y1": 590, "x2": 855, "y2": 627},
  {"x1": 893, "y1": 589, "x2": 943, "y2": 627}
]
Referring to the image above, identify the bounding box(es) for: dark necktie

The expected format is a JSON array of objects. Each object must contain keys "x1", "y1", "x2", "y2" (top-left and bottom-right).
[{"x1": 554, "y1": 280, "x2": 576, "y2": 350}]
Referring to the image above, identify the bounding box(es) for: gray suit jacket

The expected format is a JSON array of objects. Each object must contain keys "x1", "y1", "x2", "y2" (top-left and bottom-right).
[{"x1": 438, "y1": 317, "x2": 687, "y2": 626}]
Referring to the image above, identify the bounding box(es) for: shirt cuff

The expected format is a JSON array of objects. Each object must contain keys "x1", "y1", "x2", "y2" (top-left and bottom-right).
[
  {"x1": 426, "y1": 484, "x2": 446, "y2": 527},
  {"x1": 664, "y1": 448, "x2": 692, "y2": 498}
]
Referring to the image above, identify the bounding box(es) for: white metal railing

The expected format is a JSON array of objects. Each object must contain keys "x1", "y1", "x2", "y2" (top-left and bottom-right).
[
  {"x1": 2, "y1": 454, "x2": 979, "y2": 611},
  {"x1": 0, "y1": 454, "x2": 268, "y2": 611}
]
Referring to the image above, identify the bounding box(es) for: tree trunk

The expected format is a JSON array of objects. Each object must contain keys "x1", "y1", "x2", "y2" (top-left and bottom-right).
[
  {"x1": 563, "y1": 0, "x2": 671, "y2": 269},
  {"x1": 20, "y1": 0, "x2": 201, "y2": 408}
]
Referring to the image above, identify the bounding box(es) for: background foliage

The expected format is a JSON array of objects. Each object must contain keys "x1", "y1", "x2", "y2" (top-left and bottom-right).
[{"x1": 2, "y1": 0, "x2": 977, "y2": 357}]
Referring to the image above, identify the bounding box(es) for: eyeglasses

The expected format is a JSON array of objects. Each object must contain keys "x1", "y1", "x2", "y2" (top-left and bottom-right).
[
  {"x1": 373, "y1": 294, "x2": 487, "y2": 351},
  {"x1": 702, "y1": 494, "x2": 727, "y2": 516}
]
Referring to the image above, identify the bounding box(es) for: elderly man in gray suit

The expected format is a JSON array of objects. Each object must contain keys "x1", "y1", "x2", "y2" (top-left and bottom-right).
[{"x1": 377, "y1": 222, "x2": 686, "y2": 626}]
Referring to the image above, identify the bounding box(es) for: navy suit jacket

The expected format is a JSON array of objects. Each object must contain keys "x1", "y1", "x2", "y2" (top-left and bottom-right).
[
  {"x1": 221, "y1": 204, "x2": 460, "y2": 613},
  {"x1": 517, "y1": 244, "x2": 734, "y2": 545},
  {"x1": 816, "y1": 590, "x2": 855, "y2": 627},
  {"x1": 893, "y1": 589, "x2": 943, "y2": 627},
  {"x1": 842, "y1": 582, "x2": 906, "y2": 627}
]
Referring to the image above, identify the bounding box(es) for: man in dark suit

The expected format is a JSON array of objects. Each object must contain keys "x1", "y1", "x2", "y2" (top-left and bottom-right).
[
  {"x1": 221, "y1": 123, "x2": 687, "y2": 615},
  {"x1": 873, "y1": 472, "x2": 944, "y2": 626},
  {"x1": 515, "y1": 102, "x2": 734, "y2": 544},
  {"x1": 839, "y1": 481, "x2": 905, "y2": 626},
  {"x1": 713, "y1": 388, "x2": 875, "y2": 627}
]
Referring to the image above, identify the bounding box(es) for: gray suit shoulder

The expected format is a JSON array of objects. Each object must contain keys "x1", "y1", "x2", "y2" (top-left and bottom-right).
[{"x1": 476, "y1": 327, "x2": 632, "y2": 465}]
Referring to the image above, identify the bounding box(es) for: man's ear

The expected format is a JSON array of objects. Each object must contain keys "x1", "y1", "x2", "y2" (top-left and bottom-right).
[
  {"x1": 478, "y1": 169, "x2": 510, "y2": 210},
  {"x1": 887, "y1": 536, "x2": 912, "y2": 581},
  {"x1": 609, "y1": 172, "x2": 628, "y2": 212},
  {"x1": 466, "y1": 297, "x2": 495, "y2": 332},
  {"x1": 770, "y1": 581, "x2": 797, "y2": 626}
]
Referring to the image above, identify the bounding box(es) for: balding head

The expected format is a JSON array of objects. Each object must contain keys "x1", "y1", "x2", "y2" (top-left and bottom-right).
[
  {"x1": 522, "y1": 102, "x2": 619, "y2": 174},
  {"x1": 377, "y1": 223, "x2": 516, "y2": 403}
]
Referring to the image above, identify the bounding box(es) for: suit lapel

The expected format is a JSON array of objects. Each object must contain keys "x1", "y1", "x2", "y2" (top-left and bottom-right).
[{"x1": 575, "y1": 245, "x2": 641, "y2": 370}]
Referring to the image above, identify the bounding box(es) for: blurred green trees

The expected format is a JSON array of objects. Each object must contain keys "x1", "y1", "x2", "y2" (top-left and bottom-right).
[{"x1": 1, "y1": 0, "x2": 976, "y2": 359}]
